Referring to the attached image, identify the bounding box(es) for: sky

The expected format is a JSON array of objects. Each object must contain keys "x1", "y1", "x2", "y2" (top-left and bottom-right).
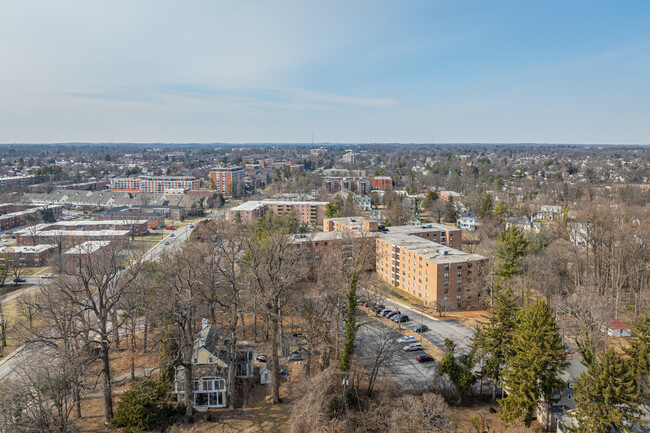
[{"x1": 1, "y1": 0, "x2": 649, "y2": 144}]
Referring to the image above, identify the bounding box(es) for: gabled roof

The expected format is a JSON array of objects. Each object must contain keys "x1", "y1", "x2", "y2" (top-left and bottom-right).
[{"x1": 193, "y1": 324, "x2": 224, "y2": 356}]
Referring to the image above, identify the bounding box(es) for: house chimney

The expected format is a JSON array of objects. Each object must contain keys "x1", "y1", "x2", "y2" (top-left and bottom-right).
[{"x1": 202, "y1": 318, "x2": 208, "y2": 330}]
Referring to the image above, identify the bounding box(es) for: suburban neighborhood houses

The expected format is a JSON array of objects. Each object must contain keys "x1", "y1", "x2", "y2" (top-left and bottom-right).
[{"x1": 0, "y1": 142, "x2": 647, "y2": 433}]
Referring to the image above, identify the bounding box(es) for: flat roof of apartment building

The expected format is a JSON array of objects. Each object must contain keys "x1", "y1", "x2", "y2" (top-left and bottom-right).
[
  {"x1": 64, "y1": 241, "x2": 112, "y2": 255},
  {"x1": 231, "y1": 200, "x2": 329, "y2": 212},
  {"x1": 378, "y1": 233, "x2": 486, "y2": 264},
  {"x1": 1, "y1": 244, "x2": 56, "y2": 254}
]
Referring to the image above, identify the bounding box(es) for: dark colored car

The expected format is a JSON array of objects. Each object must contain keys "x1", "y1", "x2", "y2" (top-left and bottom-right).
[
  {"x1": 290, "y1": 352, "x2": 304, "y2": 361},
  {"x1": 372, "y1": 304, "x2": 385, "y2": 312},
  {"x1": 414, "y1": 325, "x2": 430, "y2": 333},
  {"x1": 396, "y1": 315, "x2": 409, "y2": 323},
  {"x1": 13, "y1": 277, "x2": 27, "y2": 283},
  {"x1": 417, "y1": 354, "x2": 435, "y2": 363},
  {"x1": 256, "y1": 355, "x2": 268, "y2": 362}
]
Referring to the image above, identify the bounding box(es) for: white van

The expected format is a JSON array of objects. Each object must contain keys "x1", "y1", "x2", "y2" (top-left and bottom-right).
[{"x1": 403, "y1": 343, "x2": 424, "y2": 352}]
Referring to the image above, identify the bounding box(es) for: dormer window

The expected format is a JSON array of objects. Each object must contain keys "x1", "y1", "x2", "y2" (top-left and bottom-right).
[
  {"x1": 193, "y1": 357, "x2": 198, "y2": 364},
  {"x1": 208, "y1": 357, "x2": 214, "y2": 364}
]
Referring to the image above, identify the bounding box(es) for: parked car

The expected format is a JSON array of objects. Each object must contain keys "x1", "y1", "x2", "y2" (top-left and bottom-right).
[
  {"x1": 150, "y1": 226, "x2": 160, "y2": 230},
  {"x1": 391, "y1": 315, "x2": 401, "y2": 322},
  {"x1": 414, "y1": 325, "x2": 430, "y2": 333},
  {"x1": 290, "y1": 352, "x2": 304, "y2": 361},
  {"x1": 379, "y1": 309, "x2": 392, "y2": 316},
  {"x1": 164, "y1": 241, "x2": 170, "y2": 245},
  {"x1": 398, "y1": 336, "x2": 416, "y2": 343},
  {"x1": 417, "y1": 354, "x2": 435, "y2": 363},
  {"x1": 403, "y1": 343, "x2": 424, "y2": 352},
  {"x1": 41, "y1": 273, "x2": 54, "y2": 279},
  {"x1": 189, "y1": 223, "x2": 194, "y2": 228},
  {"x1": 396, "y1": 315, "x2": 410, "y2": 323},
  {"x1": 386, "y1": 311, "x2": 400, "y2": 318},
  {"x1": 371, "y1": 304, "x2": 385, "y2": 312},
  {"x1": 169, "y1": 233, "x2": 175, "y2": 237},
  {"x1": 256, "y1": 354, "x2": 268, "y2": 362},
  {"x1": 13, "y1": 278, "x2": 27, "y2": 283}
]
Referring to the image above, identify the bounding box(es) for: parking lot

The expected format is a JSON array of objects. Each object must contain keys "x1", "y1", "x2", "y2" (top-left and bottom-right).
[
  {"x1": 355, "y1": 317, "x2": 439, "y2": 391},
  {"x1": 367, "y1": 301, "x2": 476, "y2": 352}
]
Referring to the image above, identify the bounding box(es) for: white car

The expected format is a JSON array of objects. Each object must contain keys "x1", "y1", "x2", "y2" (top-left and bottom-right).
[
  {"x1": 403, "y1": 343, "x2": 424, "y2": 352},
  {"x1": 41, "y1": 273, "x2": 54, "y2": 278},
  {"x1": 397, "y1": 336, "x2": 416, "y2": 343}
]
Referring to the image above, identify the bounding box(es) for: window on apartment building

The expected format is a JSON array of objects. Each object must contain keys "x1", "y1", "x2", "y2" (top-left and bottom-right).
[
  {"x1": 457, "y1": 264, "x2": 462, "y2": 269},
  {"x1": 444, "y1": 264, "x2": 449, "y2": 270},
  {"x1": 444, "y1": 272, "x2": 449, "y2": 278},
  {"x1": 444, "y1": 289, "x2": 448, "y2": 294},
  {"x1": 457, "y1": 280, "x2": 462, "y2": 285},
  {"x1": 443, "y1": 296, "x2": 448, "y2": 301},
  {"x1": 444, "y1": 281, "x2": 449, "y2": 286},
  {"x1": 457, "y1": 288, "x2": 461, "y2": 292},
  {"x1": 467, "y1": 263, "x2": 472, "y2": 268},
  {"x1": 457, "y1": 272, "x2": 462, "y2": 277},
  {"x1": 456, "y1": 296, "x2": 461, "y2": 301}
]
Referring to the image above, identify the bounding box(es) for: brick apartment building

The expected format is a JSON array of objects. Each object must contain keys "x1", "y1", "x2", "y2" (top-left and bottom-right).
[
  {"x1": 228, "y1": 200, "x2": 328, "y2": 225},
  {"x1": 323, "y1": 177, "x2": 370, "y2": 195},
  {"x1": 0, "y1": 175, "x2": 35, "y2": 189},
  {"x1": 1, "y1": 244, "x2": 56, "y2": 267},
  {"x1": 370, "y1": 176, "x2": 393, "y2": 190},
  {"x1": 376, "y1": 234, "x2": 487, "y2": 310},
  {"x1": 15, "y1": 227, "x2": 131, "y2": 248},
  {"x1": 94, "y1": 207, "x2": 165, "y2": 229},
  {"x1": 41, "y1": 220, "x2": 150, "y2": 236},
  {"x1": 0, "y1": 205, "x2": 63, "y2": 231},
  {"x1": 63, "y1": 240, "x2": 112, "y2": 258},
  {"x1": 301, "y1": 216, "x2": 485, "y2": 311},
  {"x1": 209, "y1": 166, "x2": 244, "y2": 194}
]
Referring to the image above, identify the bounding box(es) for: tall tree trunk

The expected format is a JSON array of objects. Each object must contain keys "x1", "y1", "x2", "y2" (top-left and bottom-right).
[
  {"x1": 111, "y1": 312, "x2": 120, "y2": 350},
  {"x1": 183, "y1": 362, "x2": 193, "y2": 416},
  {"x1": 228, "y1": 303, "x2": 238, "y2": 409},
  {"x1": 100, "y1": 339, "x2": 113, "y2": 421},
  {"x1": 143, "y1": 318, "x2": 148, "y2": 352},
  {"x1": 270, "y1": 299, "x2": 281, "y2": 404}
]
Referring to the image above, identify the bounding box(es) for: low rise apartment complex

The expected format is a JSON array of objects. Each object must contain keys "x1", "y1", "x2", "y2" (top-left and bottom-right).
[{"x1": 0, "y1": 244, "x2": 56, "y2": 267}]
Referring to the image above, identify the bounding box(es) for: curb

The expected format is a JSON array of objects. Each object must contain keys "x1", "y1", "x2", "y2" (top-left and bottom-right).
[{"x1": 0, "y1": 344, "x2": 25, "y2": 369}]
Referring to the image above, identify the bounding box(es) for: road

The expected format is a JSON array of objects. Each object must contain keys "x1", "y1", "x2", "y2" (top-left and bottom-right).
[{"x1": 0, "y1": 218, "x2": 205, "y2": 382}]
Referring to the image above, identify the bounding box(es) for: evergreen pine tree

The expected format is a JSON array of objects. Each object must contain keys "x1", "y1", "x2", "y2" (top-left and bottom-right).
[
  {"x1": 625, "y1": 314, "x2": 650, "y2": 378},
  {"x1": 495, "y1": 226, "x2": 529, "y2": 279},
  {"x1": 500, "y1": 300, "x2": 567, "y2": 426},
  {"x1": 570, "y1": 349, "x2": 642, "y2": 433},
  {"x1": 478, "y1": 193, "x2": 494, "y2": 219},
  {"x1": 445, "y1": 195, "x2": 458, "y2": 223},
  {"x1": 472, "y1": 288, "x2": 519, "y2": 401}
]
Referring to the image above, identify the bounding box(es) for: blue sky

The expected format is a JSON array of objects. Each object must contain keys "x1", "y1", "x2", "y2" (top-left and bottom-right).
[{"x1": 1, "y1": 0, "x2": 649, "y2": 144}]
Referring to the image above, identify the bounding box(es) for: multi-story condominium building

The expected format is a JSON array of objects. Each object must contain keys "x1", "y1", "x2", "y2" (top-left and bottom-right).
[
  {"x1": 1, "y1": 244, "x2": 56, "y2": 267},
  {"x1": 110, "y1": 176, "x2": 200, "y2": 193},
  {"x1": 376, "y1": 233, "x2": 487, "y2": 310},
  {"x1": 138, "y1": 176, "x2": 200, "y2": 193},
  {"x1": 209, "y1": 166, "x2": 244, "y2": 194},
  {"x1": 228, "y1": 200, "x2": 328, "y2": 226},
  {"x1": 0, "y1": 175, "x2": 35, "y2": 189},
  {"x1": 439, "y1": 190, "x2": 464, "y2": 201},
  {"x1": 323, "y1": 177, "x2": 370, "y2": 195},
  {"x1": 342, "y1": 152, "x2": 356, "y2": 164},
  {"x1": 371, "y1": 176, "x2": 393, "y2": 190},
  {"x1": 110, "y1": 177, "x2": 140, "y2": 191}
]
